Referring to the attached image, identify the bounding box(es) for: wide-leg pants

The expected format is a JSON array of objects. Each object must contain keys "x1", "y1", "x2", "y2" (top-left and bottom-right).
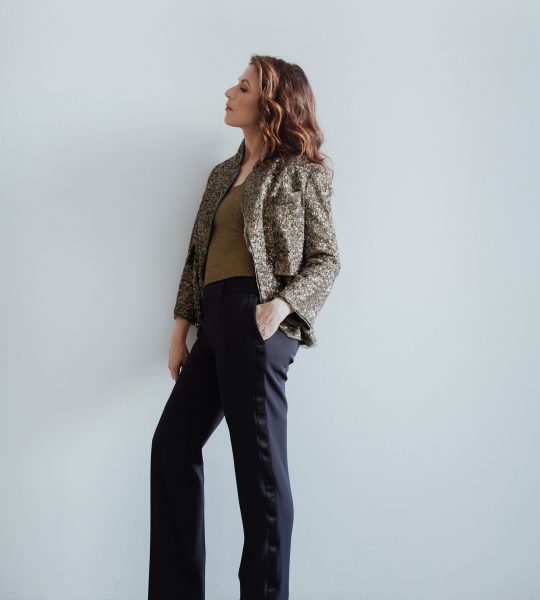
[{"x1": 148, "y1": 275, "x2": 301, "y2": 600}]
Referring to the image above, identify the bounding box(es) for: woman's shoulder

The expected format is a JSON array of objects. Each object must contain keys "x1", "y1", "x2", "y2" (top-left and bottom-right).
[
  {"x1": 278, "y1": 154, "x2": 333, "y2": 192},
  {"x1": 203, "y1": 142, "x2": 331, "y2": 191}
]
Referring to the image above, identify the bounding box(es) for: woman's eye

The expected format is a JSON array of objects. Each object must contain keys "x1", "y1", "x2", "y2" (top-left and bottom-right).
[{"x1": 240, "y1": 87, "x2": 247, "y2": 92}]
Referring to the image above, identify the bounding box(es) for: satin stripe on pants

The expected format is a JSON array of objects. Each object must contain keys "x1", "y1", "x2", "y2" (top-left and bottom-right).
[{"x1": 148, "y1": 275, "x2": 300, "y2": 600}]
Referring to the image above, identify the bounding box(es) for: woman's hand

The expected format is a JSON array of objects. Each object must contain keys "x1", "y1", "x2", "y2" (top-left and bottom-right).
[
  {"x1": 255, "y1": 297, "x2": 293, "y2": 341},
  {"x1": 169, "y1": 318, "x2": 191, "y2": 380}
]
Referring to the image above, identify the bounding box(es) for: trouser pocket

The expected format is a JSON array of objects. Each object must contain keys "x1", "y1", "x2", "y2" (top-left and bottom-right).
[{"x1": 250, "y1": 295, "x2": 266, "y2": 344}]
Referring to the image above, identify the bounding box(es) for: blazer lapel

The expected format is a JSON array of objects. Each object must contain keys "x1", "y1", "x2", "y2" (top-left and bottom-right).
[{"x1": 199, "y1": 138, "x2": 278, "y2": 267}]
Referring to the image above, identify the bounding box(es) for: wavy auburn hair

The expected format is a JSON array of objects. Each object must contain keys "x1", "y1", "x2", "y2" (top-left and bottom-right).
[{"x1": 248, "y1": 54, "x2": 333, "y2": 177}]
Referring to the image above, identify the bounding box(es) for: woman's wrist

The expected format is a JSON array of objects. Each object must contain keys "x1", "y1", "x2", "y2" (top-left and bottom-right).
[
  {"x1": 174, "y1": 317, "x2": 191, "y2": 342},
  {"x1": 272, "y1": 297, "x2": 293, "y2": 320}
]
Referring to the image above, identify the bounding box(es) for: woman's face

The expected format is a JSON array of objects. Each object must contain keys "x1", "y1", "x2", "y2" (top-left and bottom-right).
[{"x1": 224, "y1": 65, "x2": 260, "y2": 128}]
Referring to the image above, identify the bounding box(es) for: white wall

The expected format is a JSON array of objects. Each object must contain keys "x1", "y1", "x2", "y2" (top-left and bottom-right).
[{"x1": 1, "y1": 1, "x2": 539, "y2": 599}]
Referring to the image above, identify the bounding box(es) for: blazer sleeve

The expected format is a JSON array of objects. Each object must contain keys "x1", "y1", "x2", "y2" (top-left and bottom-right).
[
  {"x1": 276, "y1": 163, "x2": 341, "y2": 334},
  {"x1": 173, "y1": 166, "x2": 219, "y2": 325},
  {"x1": 173, "y1": 220, "x2": 198, "y2": 325}
]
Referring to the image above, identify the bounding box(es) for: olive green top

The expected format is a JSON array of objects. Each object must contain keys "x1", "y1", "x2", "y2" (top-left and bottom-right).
[{"x1": 203, "y1": 181, "x2": 255, "y2": 286}]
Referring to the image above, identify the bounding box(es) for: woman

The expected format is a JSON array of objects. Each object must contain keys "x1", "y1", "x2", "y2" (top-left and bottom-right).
[{"x1": 149, "y1": 55, "x2": 341, "y2": 600}]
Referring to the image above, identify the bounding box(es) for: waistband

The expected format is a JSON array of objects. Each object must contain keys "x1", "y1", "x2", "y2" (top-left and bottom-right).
[{"x1": 202, "y1": 275, "x2": 259, "y2": 298}]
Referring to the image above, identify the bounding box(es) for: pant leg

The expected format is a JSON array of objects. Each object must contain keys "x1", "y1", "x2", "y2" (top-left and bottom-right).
[
  {"x1": 148, "y1": 326, "x2": 223, "y2": 600},
  {"x1": 208, "y1": 284, "x2": 300, "y2": 600}
]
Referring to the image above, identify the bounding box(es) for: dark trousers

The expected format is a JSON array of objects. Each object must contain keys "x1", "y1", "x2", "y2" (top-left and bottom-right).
[{"x1": 148, "y1": 275, "x2": 301, "y2": 600}]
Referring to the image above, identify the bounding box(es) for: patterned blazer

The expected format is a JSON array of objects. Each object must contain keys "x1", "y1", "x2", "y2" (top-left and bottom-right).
[{"x1": 173, "y1": 138, "x2": 341, "y2": 348}]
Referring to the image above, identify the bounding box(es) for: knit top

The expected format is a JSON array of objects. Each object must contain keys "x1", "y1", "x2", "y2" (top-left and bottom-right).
[{"x1": 203, "y1": 181, "x2": 256, "y2": 286}]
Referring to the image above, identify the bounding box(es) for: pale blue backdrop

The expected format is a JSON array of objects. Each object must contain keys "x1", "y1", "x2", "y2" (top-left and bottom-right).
[{"x1": 1, "y1": 0, "x2": 539, "y2": 598}]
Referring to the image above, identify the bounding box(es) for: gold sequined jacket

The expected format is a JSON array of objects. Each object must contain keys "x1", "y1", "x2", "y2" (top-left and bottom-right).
[{"x1": 173, "y1": 138, "x2": 341, "y2": 348}]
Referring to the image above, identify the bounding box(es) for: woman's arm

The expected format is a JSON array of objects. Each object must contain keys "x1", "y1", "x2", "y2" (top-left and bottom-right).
[
  {"x1": 173, "y1": 166, "x2": 219, "y2": 325},
  {"x1": 173, "y1": 224, "x2": 198, "y2": 326},
  {"x1": 169, "y1": 218, "x2": 199, "y2": 379},
  {"x1": 275, "y1": 163, "x2": 341, "y2": 334},
  {"x1": 173, "y1": 316, "x2": 192, "y2": 340}
]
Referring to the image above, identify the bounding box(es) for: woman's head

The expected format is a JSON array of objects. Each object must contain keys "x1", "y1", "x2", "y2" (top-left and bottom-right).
[{"x1": 224, "y1": 55, "x2": 330, "y2": 169}]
